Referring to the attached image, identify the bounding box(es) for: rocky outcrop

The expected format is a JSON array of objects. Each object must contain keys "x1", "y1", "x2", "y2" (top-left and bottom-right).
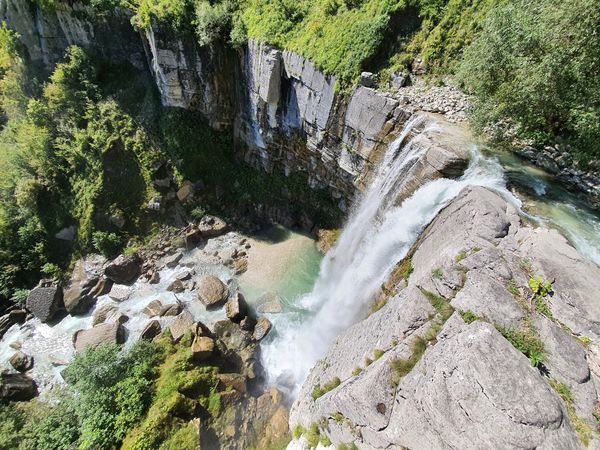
[
  {"x1": 0, "y1": 0, "x2": 145, "y2": 69},
  {"x1": 516, "y1": 145, "x2": 600, "y2": 207},
  {"x1": 197, "y1": 275, "x2": 229, "y2": 309},
  {"x1": 104, "y1": 254, "x2": 141, "y2": 285},
  {"x1": 63, "y1": 255, "x2": 112, "y2": 315},
  {"x1": 291, "y1": 186, "x2": 600, "y2": 449},
  {"x1": 9, "y1": 351, "x2": 34, "y2": 372}
]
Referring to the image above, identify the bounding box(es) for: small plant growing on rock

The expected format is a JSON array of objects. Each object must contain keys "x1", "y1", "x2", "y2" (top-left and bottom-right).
[
  {"x1": 373, "y1": 349, "x2": 385, "y2": 360},
  {"x1": 190, "y1": 206, "x2": 206, "y2": 221},
  {"x1": 507, "y1": 279, "x2": 520, "y2": 298},
  {"x1": 520, "y1": 258, "x2": 533, "y2": 274},
  {"x1": 293, "y1": 425, "x2": 305, "y2": 439},
  {"x1": 432, "y1": 267, "x2": 443, "y2": 279},
  {"x1": 312, "y1": 377, "x2": 341, "y2": 400},
  {"x1": 10, "y1": 288, "x2": 30, "y2": 306},
  {"x1": 352, "y1": 367, "x2": 362, "y2": 376},
  {"x1": 459, "y1": 310, "x2": 478, "y2": 324},
  {"x1": 529, "y1": 277, "x2": 554, "y2": 319},
  {"x1": 497, "y1": 324, "x2": 546, "y2": 368},
  {"x1": 549, "y1": 379, "x2": 593, "y2": 445},
  {"x1": 454, "y1": 251, "x2": 468, "y2": 263},
  {"x1": 391, "y1": 337, "x2": 428, "y2": 385},
  {"x1": 305, "y1": 423, "x2": 321, "y2": 448},
  {"x1": 292, "y1": 425, "x2": 305, "y2": 439}
]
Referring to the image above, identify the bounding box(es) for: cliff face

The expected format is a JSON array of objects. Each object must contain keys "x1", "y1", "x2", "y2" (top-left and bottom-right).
[
  {"x1": 0, "y1": 0, "x2": 145, "y2": 70},
  {"x1": 144, "y1": 24, "x2": 413, "y2": 204},
  {"x1": 1, "y1": 1, "x2": 420, "y2": 210},
  {"x1": 290, "y1": 186, "x2": 600, "y2": 449}
]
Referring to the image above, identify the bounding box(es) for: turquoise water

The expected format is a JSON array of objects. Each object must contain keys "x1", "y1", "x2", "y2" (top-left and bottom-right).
[
  {"x1": 238, "y1": 225, "x2": 323, "y2": 310},
  {"x1": 489, "y1": 148, "x2": 600, "y2": 266}
]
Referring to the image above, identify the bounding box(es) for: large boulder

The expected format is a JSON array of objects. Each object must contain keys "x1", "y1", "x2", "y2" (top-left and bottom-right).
[
  {"x1": 225, "y1": 292, "x2": 247, "y2": 322},
  {"x1": 197, "y1": 276, "x2": 229, "y2": 309},
  {"x1": 143, "y1": 299, "x2": 163, "y2": 317},
  {"x1": 0, "y1": 373, "x2": 37, "y2": 401},
  {"x1": 9, "y1": 351, "x2": 33, "y2": 372},
  {"x1": 26, "y1": 284, "x2": 64, "y2": 323},
  {"x1": 382, "y1": 317, "x2": 580, "y2": 449},
  {"x1": 64, "y1": 255, "x2": 112, "y2": 315},
  {"x1": 74, "y1": 322, "x2": 125, "y2": 353},
  {"x1": 252, "y1": 318, "x2": 272, "y2": 342},
  {"x1": 191, "y1": 336, "x2": 215, "y2": 361},
  {"x1": 198, "y1": 215, "x2": 228, "y2": 238},
  {"x1": 168, "y1": 310, "x2": 195, "y2": 342},
  {"x1": 256, "y1": 292, "x2": 283, "y2": 314},
  {"x1": 140, "y1": 320, "x2": 161, "y2": 341},
  {"x1": 104, "y1": 254, "x2": 141, "y2": 285}
]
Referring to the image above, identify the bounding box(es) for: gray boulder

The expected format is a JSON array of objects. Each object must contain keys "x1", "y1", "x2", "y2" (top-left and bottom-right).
[
  {"x1": 64, "y1": 255, "x2": 111, "y2": 315},
  {"x1": 382, "y1": 317, "x2": 580, "y2": 449},
  {"x1": 252, "y1": 318, "x2": 272, "y2": 342},
  {"x1": 74, "y1": 323, "x2": 124, "y2": 353},
  {"x1": 225, "y1": 292, "x2": 247, "y2": 322},
  {"x1": 168, "y1": 310, "x2": 195, "y2": 342},
  {"x1": 0, "y1": 373, "x2": 37, "y2": 401},
  {"x1": 198, "y1": 215, "x2": 228, "y2": 238},
  {"x1": 140, "y1": 320, "x2": 161, "y2": 341},
  {"x1": 256, "y1": 292, "x2": 283, "y2": 314},
  {"x1": 104, "y1": 254, "x2": 141, "y2": 284},
  {"x1": 143, "y1": 300, "x2": 163, "y2": 317},
  {"x1": 191, "y1": 336, "x2": 215, "y2": 361},
  {"x1": 197, "y1": 276, "x2": 229, "y2": 309},
  {"x1": 26, "y1": 284, "x2": 64, "y2": 323},
  {"x1": 9, "y1": 351, "x2": 33, "y2": 372}
]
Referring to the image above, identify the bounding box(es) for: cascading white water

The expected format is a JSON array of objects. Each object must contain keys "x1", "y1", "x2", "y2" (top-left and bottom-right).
[{"x1": 261, "y1": 115, "x2": 521, "y2": 397}]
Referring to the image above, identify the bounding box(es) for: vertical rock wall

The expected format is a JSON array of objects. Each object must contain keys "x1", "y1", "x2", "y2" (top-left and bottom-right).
[
  {"x1": 1, "y1": 1, "x2": 419, "y2": 208},
  {"x1": 0, "y1": 0, "x2": 145, "y2": 70}
]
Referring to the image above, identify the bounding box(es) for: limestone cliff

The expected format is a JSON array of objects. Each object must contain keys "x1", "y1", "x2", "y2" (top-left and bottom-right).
[
  {"x1": 0, "y1": 1, "x2": 421, "y2": 209},
  {"x1": 290, "y1": 186, "x2": 600, "y2": 449}
]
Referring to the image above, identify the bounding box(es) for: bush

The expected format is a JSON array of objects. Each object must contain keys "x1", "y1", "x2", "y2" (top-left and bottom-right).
[
  {"x1": 195, "y1": 0, "x2": 236, "y2": 47},
  {"x1": 63, "y1": 342, "x2": 163, "y2": 450},
  {"x1": 92, "y1": 230, "x2": 122, "y2": 257},
  {"x1": 498, "y1": 324, "x2": 546, "y2": 368},
  {"x1": 458, "y1": 0, "x2": 600, "y2": 162}
]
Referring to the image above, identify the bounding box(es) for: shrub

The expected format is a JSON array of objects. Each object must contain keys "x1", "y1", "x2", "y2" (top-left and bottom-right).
[
  {"x1": 459, "y1": 310, "x2": 478, "y2": 324},
  {"x1": 458, "y1": 0, "x2": 600, "y2": 162},
  {"x1": 64, "y1": 342, "x2": 162, "y2": 450},
  {"x1": 391, "y1": 336, "x2": 427, "y2": 383},
  {"x1": 195, "y1": 0, "x2": 236, "y2": 47},
  {"x1": 9, "y1": 288, "x2": 29, "y2": 306},
  {"x1": 498, "y1": 324, "x2": 545, "y2": 368},
  {"x1": 190, "y1": 206, "x2": 206, "y2": 221},
  {"x1": 549, "y1": 379, "x2": 593, "y2": 445},
  {"x1": 92, "y1": 230, "x2": 122, "y2": 257}
]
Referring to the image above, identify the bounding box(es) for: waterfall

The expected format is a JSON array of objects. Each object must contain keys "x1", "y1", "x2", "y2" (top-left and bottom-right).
[{"x1": 261, "y1": 114, "x2": 518, "y2": 397}]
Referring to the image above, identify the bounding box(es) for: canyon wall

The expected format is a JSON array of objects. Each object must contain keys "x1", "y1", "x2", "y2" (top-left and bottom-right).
[{"x1": 0, "y1": 0, "x2": 422, "y2": 212}]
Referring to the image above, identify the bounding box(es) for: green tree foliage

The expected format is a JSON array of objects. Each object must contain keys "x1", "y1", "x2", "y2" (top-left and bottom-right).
[
  {"x1": 0, "y1": 38, "x2": 164, "y2": 304},
  {"x1": 0, "y1": 342, "x2": 162, "y2": 450},
  {"x1": 458, "y1": 0, "x2": 600, "y2": 161},
  {"x1": 63, "y1": 342, "x2": 162, "y2": 449}
]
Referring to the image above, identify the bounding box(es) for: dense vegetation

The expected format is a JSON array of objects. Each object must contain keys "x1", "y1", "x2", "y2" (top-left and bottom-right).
[
  {"x1": 0, "y1": 341, "x2": 162, "y2": 450},
  {"x1": 0, "y1": 27, "x2": 164, "y2": 302},
  {"x1": 0, "y1": 334, "x2": 222, "y2": 450},
  {"x1": 458, "y1": 0, "x2": 600, "y2": 162}
]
